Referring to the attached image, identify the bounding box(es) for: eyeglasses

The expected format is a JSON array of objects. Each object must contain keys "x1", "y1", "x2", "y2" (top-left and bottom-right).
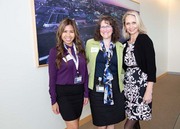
[{"x1": 100, "y1": 25, "x2": 112, "y2": 29}]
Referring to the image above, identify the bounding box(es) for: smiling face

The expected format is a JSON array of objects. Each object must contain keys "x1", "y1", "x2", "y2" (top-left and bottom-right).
[
  {"x1": 125, "y1": 15, "x2": 139, "y2": 36},
  {"x1": 100, "y1": 20, "x2": 113, "y2": 40},
  {"x1": 61, "y1": 25, "x2": 75, "y2": 46}
]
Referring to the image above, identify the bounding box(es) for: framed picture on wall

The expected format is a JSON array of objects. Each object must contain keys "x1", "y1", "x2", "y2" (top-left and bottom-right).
[
  {"x1": 131, "y1": 0, "x2": 140, "y2": 4},
  {"x1": 32, "y1": 0, "x2": 140, "y2": 67},
  {"x1": 130, "y1": 0, "x2": 140, "y2": 4}
]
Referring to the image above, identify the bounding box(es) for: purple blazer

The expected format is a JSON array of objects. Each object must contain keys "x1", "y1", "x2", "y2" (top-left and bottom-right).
[{"x1": 48, "y1": 47, "x2": 88, "y2": 105}]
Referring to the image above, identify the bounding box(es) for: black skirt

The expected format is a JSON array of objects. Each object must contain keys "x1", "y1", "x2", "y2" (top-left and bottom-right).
[
  {"x1": 89, "y1": 75, "x2": 125, "y2": 126},
  {"x1": 56, "y1": 84, "x2": 84, "y2": 121}
]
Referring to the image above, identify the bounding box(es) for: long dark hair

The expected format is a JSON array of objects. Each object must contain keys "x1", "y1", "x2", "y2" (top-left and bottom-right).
[{"x1": 55, "y1": 18, "x2": 85, "y2": 69}]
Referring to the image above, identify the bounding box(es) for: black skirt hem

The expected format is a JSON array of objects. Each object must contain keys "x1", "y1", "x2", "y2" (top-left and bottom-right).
[{"x1": 56, "y1": 84, "x2": 84, "y2": 121}]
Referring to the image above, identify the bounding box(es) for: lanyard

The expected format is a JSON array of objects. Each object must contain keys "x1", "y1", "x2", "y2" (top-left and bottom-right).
[{"x1": 63, "y1": 43, "x2": 79, "y2": 71}]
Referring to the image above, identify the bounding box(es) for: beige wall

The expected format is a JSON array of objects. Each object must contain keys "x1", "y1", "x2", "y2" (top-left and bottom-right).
[
  {"x1": 168, "y1": 0, "x2": 180, "y2": 73},
  {"x1": 140, "y1": 0, "x2": 169, "y2": 76}
]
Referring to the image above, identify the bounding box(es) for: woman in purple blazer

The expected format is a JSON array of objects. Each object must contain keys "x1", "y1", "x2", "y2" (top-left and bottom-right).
[{"x1": 48, "y1": 18, "x2": 88, "y2": 129}]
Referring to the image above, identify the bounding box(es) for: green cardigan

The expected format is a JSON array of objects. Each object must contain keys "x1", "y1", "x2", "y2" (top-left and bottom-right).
[{"x1": 85, "y1": 39, "x2": 124, "y2": 92}]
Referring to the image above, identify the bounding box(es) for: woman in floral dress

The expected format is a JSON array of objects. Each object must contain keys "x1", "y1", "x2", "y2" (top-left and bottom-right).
[{"x1": 122, "y1": 10, "x2": 156, "y2": 129}]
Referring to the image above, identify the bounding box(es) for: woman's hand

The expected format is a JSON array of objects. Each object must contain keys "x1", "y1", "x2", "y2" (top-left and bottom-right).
[
  {"x1": 143, "y1": 82, "x2": 154, "y2": 104},
  {"x1": 83, "y1": 97, "x2": 89, "y2": 106},
  {"x1": 52, "y1": 102, "x2": 60, "y2": 114}
]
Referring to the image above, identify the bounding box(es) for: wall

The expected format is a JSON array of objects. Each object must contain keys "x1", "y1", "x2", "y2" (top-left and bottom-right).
[
  {"x1": 0, "y1": 0, "x2": 90, "y2": 129},
  {"x1": 168, "y1": 0, "x2": 180, "y2": 73},
  {"x1": 0, "y1": 0, "x2": 175, "y2": 129},
  {"x1": 140, "y1": 0, "x2": 169, "y2": 76},
  {"x1": 0, "y1": 0, "x2": 63, "y2": 129}
]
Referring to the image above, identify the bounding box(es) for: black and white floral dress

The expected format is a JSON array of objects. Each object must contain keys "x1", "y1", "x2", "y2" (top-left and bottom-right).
[{"x1": 124, "y1": 43, "x2": 152, "y2": 121}]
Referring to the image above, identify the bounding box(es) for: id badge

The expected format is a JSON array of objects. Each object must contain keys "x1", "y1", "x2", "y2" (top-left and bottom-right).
[
  {"x1": 96, "y1": 84, "x2": 104, "y2": 93},
  {"x1": 74, "y1": 75, "x2": 82, "y2": 84}
]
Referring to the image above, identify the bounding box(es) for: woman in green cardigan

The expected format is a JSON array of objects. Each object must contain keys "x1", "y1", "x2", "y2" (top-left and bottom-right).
[{"x1": 85, "y1": 15, "x2": 125, "y2": 129}]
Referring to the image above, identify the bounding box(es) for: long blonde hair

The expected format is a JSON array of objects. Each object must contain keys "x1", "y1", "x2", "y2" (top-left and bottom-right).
[{"x1": 122, "y1": 10, "x2": 147, "y2": 39}]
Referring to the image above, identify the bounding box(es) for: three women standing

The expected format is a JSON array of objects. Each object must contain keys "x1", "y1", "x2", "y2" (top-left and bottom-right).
[
  {"x1": 86, "y1": 15, "x2": 125, "y2": 129},
  {"x1": 122, "y1": 11, "x2": 156, "y2": 129},
  {"x1": 48, "y1": 10, "x2": 156, "y2": 129}
]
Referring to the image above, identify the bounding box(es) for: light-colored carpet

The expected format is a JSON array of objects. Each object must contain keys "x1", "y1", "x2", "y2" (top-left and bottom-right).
[
  {"x1": 80, "y1": 74, "x2": 180, "y2": 129},
  {"x1": 174, "y1": 114, "x2": 180, "y2": 129}
]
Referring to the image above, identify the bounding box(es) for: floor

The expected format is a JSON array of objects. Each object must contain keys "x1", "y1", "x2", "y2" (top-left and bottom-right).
[{"x1": 80, "y1": 74, "x2": 180, "y2": 129}]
